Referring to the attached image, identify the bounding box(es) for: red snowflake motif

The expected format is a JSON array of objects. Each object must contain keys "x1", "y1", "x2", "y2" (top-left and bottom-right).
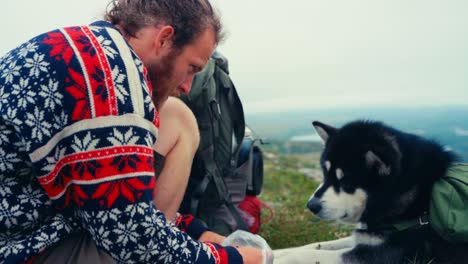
[
  {"x1": 91, "y1": 178, "x2": 152, "y2": 208},
  {"x1": 43, "y1": 30, "x2": 75, "y2": 64},
  {"x1": 62, "y1": 185, "x2": 89, "y2": 208},
  {"x1": 65, "y1": 68, "x2": 92, "y2": 120},
  {"x1": 175, "y1": 214, "x2": 195, "y2": 233}
]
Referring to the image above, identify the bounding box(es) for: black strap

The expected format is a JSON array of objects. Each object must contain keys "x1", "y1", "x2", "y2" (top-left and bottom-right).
[
  {"x1": 189, "y1": 146, "x2": 248, "y2": 231},
  {"x1": 203, "y1": 146, "x2": 227, "y2": 201},
  {"x1": 188, "y1": 85, "x2": 223, "y2": 215},
  {"x1": 212, "y1": 66, "x2": 248, "y2": 231},
  {"x1": 218, "y1": 68, "x2": 245, "y2": 155},
  {"x1": 227, "y1": 79, "x2": 245, "y2": 152},
  {"x1": 225, "y1": 193, "x2": 249, "y2": 231},
  {"x1": 215, "y1": 67, "x2": 245, "y2": 176},
  {"x1": 188, "y1": 66, "x2": 249, "y2": 231},
  {"x1": 153, "y1": 151, "x2": 166, "y2": 179},
  {"x1": 188, "y1": 82, "x2": 225, "y2": 215},
  {"x1": 190, "y1": 175, "x2": 210, "y2": 215},
  {"x1": 366, "y1": 212, "x2": 430, "y2": 233}
]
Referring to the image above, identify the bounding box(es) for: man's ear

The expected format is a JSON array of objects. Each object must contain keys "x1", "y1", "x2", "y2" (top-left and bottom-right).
[
  {"x1": 312, "y1": 121, "x2": 337, "y2": 144},
  {"x1": 154, "y1": 25, "x2": 175, "y2": 55}
]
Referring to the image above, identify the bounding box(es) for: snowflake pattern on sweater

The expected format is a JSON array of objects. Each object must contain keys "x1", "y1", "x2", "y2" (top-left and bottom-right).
[{"x1": 0, "y1": 21, "x2": 242, "y2": 264}]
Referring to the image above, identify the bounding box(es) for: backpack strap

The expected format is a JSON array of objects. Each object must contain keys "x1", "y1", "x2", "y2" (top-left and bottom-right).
[
  {"x1": 212, "y1": 66, "x2": 248, "y2": 231},
  {"x1": 225, "y1": 194, "x2": 249, "y2": 231},
  {"x1": 365, "y1": 212, "x2": 430, "y2": 234},
  {"x1": 218, "y1": 66, "x2": 245, "y2": 155},
  {"x1": 191, "y1": 143, "x2": 248, "y2": 231},
  {"x1": 189, "y1": 84, "x2": 226, "y2": 215},
  {"x1": 189, "y1": 63, "x2": 248, "y2": 231},
  {"x1": 216, "y1": 66, "x2": 246, "y2": 178},
  {"x1": 392, "y1": 212, "x2": 429, "y2": 231}
]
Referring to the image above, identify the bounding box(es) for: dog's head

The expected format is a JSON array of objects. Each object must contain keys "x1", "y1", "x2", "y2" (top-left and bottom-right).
[{"x1": 307, "y1": 120, "x2": 403, "y2": 224}]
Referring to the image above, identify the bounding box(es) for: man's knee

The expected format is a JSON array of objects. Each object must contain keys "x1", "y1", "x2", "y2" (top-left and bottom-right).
[
  {"x1": 154, "y1": 96, "x2": 199, "y2": 157},
  {"x1": 167, "y1": 97, "x2": 199, "y2": 154},
  {"x1": 172, "y1": 97, "x2": 200, "y2": 154}
]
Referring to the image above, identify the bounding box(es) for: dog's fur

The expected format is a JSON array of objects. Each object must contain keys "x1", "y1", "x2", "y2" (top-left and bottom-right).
[{"x1": 274, "y1": 120, "x2": 468, "y2": 264}]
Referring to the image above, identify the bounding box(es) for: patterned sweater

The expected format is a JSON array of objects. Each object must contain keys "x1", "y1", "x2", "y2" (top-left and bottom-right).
[{"x1": 0, "y1": 21, "x2": 242, "y2": 264}]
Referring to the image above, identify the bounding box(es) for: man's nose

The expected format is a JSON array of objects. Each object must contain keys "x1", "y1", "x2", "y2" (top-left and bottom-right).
[{"x1": 179, "y1": 75, "x2": 194, "y2": 94}]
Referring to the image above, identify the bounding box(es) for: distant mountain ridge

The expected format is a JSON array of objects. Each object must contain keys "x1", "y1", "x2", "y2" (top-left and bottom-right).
[{"x1": 246, "y1": 106, "x2": 468, "y2": 161}]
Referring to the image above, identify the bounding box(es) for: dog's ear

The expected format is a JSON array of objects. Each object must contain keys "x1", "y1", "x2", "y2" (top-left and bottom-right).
[
  {"x1": 312, "y1": 121, "x2": 336, "y2": 143},
  {"x1": 365, "y1": 151, "x2": 391, "y2": 176}
]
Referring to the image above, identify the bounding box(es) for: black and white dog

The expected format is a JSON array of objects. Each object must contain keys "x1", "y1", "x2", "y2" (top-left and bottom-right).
[{"x1": 274, "y1": 120, "x2": 468, "y2": 264}]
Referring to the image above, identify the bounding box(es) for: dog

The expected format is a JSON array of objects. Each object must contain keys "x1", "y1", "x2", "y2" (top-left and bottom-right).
[{"x1": 273, "y1": 120, "x2": 468, "y2": 264}]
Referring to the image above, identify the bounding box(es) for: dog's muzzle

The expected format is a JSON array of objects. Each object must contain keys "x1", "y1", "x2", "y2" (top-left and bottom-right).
[{"x1": 307, "y1": 197, "x2": 322, "y2": 214}]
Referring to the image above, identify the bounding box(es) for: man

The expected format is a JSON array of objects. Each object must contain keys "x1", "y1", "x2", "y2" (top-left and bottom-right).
[{"x1": 0, "y1": 0, "x2": 262, "y2": 263}]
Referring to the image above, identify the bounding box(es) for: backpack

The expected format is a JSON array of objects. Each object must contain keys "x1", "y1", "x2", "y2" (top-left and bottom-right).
[
  {"x1": 429, "y1": 162, "x2": 468, "y2": 242},
  {"x1": 179, "y1": 52, "x2": 264, "y2": 236},
  {"x1": 391, "y1": 163, "x2": 468, "y2": 242}
]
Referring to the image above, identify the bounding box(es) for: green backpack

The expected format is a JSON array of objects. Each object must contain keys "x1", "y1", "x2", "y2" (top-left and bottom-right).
[
  {"x1": 430, "y1": 163, "x2": 468, "y2": 242},
  {"x1": 179, "y1": 52, "x2": 264, "y2": 235}
]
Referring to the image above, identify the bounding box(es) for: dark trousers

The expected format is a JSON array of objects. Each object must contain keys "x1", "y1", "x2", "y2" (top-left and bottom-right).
[{"x1": 34, "y1": 233, "x2": 115, "y2": 264}]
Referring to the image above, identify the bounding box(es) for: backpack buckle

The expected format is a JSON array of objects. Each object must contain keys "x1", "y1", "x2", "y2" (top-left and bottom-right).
[
  {"x1": 419, "y1": 212, "x2": 429, "y2": 226},
  {"x1": 224, "y1": 193, "x2": 232, "y2": 203}
]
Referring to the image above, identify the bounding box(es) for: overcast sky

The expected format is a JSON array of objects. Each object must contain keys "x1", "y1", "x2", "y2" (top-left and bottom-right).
[{"x1": 2, "y1": 0, "x2": 467, "y2": 113}]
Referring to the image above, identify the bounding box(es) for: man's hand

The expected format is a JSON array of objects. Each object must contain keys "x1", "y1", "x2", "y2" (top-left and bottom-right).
[
  {"x1": 198, "y1": 231, "x2": 226, "y2": 244},
  {"x1": 237, "y1": 247, "x2": 264, "y2": 264},
  {"x1": 199, "y1": 231, "x2": 266, "y2": 263}
]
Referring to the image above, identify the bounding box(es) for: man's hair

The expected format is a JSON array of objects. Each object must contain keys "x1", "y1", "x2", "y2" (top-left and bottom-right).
[{"x1": 105, "y1": 0, "x2": 224, "y2": 48}]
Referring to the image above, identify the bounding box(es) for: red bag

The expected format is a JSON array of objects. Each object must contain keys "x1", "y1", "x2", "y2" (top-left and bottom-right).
[{"x1": 238, "y1": 195, "x2": 273, "y2": 234}]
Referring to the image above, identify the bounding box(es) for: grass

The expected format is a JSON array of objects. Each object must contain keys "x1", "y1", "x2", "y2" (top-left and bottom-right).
[{"x1": 257, "y1": 153, "x2": 352, "y2": 250}]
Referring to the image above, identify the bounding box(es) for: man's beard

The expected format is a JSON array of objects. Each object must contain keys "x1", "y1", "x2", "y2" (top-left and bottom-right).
[{"x1": 147, "y1": 48, "x2": 179, "y2": 110}]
